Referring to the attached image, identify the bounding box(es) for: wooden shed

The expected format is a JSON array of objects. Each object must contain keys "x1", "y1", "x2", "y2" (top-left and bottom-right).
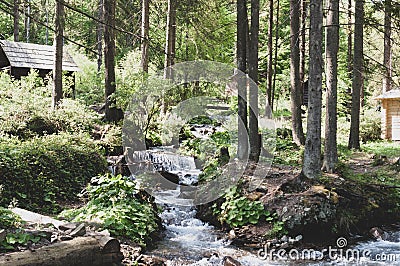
[
  {"x1": 0, "y1": 40, "x2": 79, "y2": 93},
  {"x1": 376, "y1": 89, "x2": 400, "y2": 141}
]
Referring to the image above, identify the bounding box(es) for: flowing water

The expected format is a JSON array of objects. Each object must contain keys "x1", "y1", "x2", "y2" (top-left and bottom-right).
[{"x1": 126, "y1": 126, "x2": 400, "y2": 265}]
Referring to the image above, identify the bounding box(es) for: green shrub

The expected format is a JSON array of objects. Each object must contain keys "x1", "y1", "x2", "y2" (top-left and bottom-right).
[
  {"x1": 213, "y1": 186, "x2": 272, "y2": 228},
  {"x1": 60, "y1": 174, "x2": 160, "y2": 247},
  {"x1": 0, "y1": 71, "x2": 100, "y2": 138},
  {"x1": 0, "y1": 207, "x2": 23, "y2": 229},
  {"x1": 360, "y1": 109, "x2": 381, "y2": 143},
  {"x1": 0, "y1": 133, "x2": 107, "y2": 213},
  {"x1": 71, "y1": 50, "x2": 104, "y2": 106}
]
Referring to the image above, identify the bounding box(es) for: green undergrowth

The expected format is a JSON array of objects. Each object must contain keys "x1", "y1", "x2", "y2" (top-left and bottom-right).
[
  {"x1": 0, "y1": 71, "x2": 99, "y2": 139},
  {"x1": 273, "y1": 127, "x2": 303, "y2": 166},
  {"x1": 0, "y1": 206, "x2": 44, "y2": 252},
  {"x1": 0, "y1": 133, "x2": 107, "y2": 213},
  {"x1": 212, "y1": 186, "x2": 273, "y2": 228},
  {"x1": 59, "y1": 174, "x2": 160, "y2": 247},
  {"x1": 362, "y1": 141, "x2": 400, "y2": 159}
]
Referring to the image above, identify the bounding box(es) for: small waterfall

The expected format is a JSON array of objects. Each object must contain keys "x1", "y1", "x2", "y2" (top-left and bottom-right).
[
  {"x1": 127, "y1": 149, "x2": 197, "y2": 174},
  {"x1": 138, "y1": 146, "x2": 271, "y2": 265}
]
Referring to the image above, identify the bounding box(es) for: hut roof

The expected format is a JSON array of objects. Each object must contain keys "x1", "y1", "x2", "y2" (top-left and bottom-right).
[
  {"x1": 0, "y1": 40, "x2": 79, "y2": 72},
  {"x1": 375, "y1": 89, "x2": 400, "y2": 100}
]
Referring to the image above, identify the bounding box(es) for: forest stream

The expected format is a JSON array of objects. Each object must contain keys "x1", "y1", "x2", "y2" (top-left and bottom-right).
[{"x1": 129, "y1": 141, "x2": 400, "y2": 266}]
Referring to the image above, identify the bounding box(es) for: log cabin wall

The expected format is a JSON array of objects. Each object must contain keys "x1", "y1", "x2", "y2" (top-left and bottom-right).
[{"x1": 381, "y1": 98, "x2": 400, "y2": 140}]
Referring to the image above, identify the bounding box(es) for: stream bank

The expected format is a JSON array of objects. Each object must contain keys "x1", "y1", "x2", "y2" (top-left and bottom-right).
[
  {"x1": 197, "y1": 162, "x2": 400, "y2": 248},
  {"x1": 119, "y1": 146, "x2": 400, "y2": 265}
]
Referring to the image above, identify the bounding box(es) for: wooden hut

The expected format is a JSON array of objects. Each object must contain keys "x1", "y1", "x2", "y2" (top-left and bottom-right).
[
  {"x1": 0, "y1": 40, "x2": 79, "y2": 94},
  {"x1": 376, "y1": 89, "x2": 400, "y2": 141}
]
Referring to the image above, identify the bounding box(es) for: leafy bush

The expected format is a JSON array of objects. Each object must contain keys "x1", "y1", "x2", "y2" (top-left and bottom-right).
[
  {"x1": 72, "y1": 50, "x2": 104, "y2": 106},
  {"x1": 0, "y1": 207, "x2": 22, "y2": 229},
  {"x1": 0, "y1": 71, "x2": 100, "y2": 138},
  {"x1": 273, "y1": 137, "x2": 303, "y2": 166},
  {"x1": 360, "y1": 109, "x2": 381, "y2": 143},
  {"x1": 60, "y1": 174, "x2": 160, "y2": 246},
  {"x1": 0, "y1": 133, "x2": 107, "y2": 213},
  {"x1": 213, "y1": 186, "x2": 272, "y2": 228},
  {"x1": 115, "y1": 50, "x2": 147, "y2": 111}
]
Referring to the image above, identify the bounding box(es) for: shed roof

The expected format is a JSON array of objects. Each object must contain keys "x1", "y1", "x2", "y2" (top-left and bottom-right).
[
  {"x1": 0, "y1": 40, "x2": 79, "y2": 72},
  {"x1": 375, "y1": 89, "x2": 400, "y2": 100}
]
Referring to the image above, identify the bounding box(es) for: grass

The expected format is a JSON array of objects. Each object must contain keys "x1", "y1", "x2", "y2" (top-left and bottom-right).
[{"x1": 362, "y1": 141, "x2": 400, "y2": 159}]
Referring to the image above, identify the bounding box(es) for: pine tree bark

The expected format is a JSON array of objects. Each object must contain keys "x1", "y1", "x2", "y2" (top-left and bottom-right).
[
  {"x1": 25, "y1": 0, "x2": 30, "y2": 42},
  {"x1": 347, "y1": 0, "x2": 352, "y2": 78},
  {"x1": 271, "y1": 0, "x2": 280, "y2": 109},
  {"x1": 348, "y1": 0, "x2": 364, "y2": 150},
  {"x1": 346, "y1": 0, "x2": 352, "y2": 113},
  {"x1": 96, "y1": 0, "x2": 103, "y2": 73},
  {"x1": 104, "y1": 0, "x2": 118, "y2": 121},
  {"x1": 52, "y1": 0, "x2": 64, "y2": 109},
  {"x1": 248, "y1": 0, "x2": 260, "y2": 162},
  {"x1": 13, "y1": 0, "x2": 19, "y2": 41},
  {"x1": 164, "y1": 0, "x2": 176, "y2": 76},
  {"x1": 266, "y1": 0, "x2": 274, "y2": 111},
  {"x1": 141, "y1": 0, "x2": 150, "y2": 73},
  {"x1": 383, "y1": 0, "x2": 392, "y2": 93},
  {"x1": 302, "y1": 0, "x2": 323, "y2": 179},
  {"x1": 290, "y1": 0, "x2": 305, "y2": 146},
  {"x1": 237, "y1": 0, "x2": 248, "y2": 160},
  {"x1": 322, "y1": 0, "x2": 339, "y2": 173},
  {"x1": 299, "y1": 0, "x2": 306, "y2": 89}
]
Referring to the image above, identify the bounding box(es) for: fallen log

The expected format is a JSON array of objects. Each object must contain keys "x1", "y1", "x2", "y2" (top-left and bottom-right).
[{"x1": 0, "y1": 236, "x2": 123, "y2": 266}]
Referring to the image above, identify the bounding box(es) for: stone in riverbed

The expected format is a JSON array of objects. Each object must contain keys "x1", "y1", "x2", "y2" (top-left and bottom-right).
[
  {"x1": 223, "y1": 256, "x2": 242, "y2": 266},
  {"x1": 159, "y1": 171, "x2": 179, "y2": 184},
  {"x1": 280, "y1": 242, "x2": 289, "y2": 249},
  {"x1": 280, "y1": 235, "x2": 288, "y2": 242}
]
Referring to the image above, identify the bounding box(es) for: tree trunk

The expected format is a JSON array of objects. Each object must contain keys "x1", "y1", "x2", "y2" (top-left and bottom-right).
[
  {"x1": 346, "y1": 0, "x2": 352, "y2": 113},
  {"x1": 141, "y1": 0, "x2": 150, "y2": 73},
  {"x1": 96, "y1": 0, "x2": 103, "y2": 73},
  {"x1": 266, "y1": 0, "x2": 273, "y2": 111},
  {"x1": 248, "y1": 0, "x2": 260, "y2": 162},
  {"x1": 164, "y1": 0, "x2": 176, "y2": 76},
  {"x1": 25, "y1": 0, "x2": 30, "y2": 42},
  {"x1": 104, "y1": 0, "x2": 119, "y2": 122},
  {"x1": 299, "y1": 0, "x2": 306, "y2": 91},
  {"x1": 271, "y1": 0, "x2": 280, "y2": 110},
  {"x1": 237, "y1": 0, "x2": 248, "y2": 160},
  {"x1": 0, "y1": 236, "x2": 123, "y2": 266},
  {"x1": 348, "y1": 0, "x2": 364, "y2": 150},
  {"x1": 290, "y1": 0, "x2": 305, "y2": 146},
  {"x1": 13, "y1": 0, "x2": 19, "y2": 41},
  {"x1": 347, "y1": 0, "x2": 352, "y2": 78},
  {"x1": 322, "y1": 0, "x2": 339, "y2": 173},
  {"x1": 52, "y1": 0, "x2": 64, "y2": 109},
  {"x1": 383, "y1": 0, "x2": 392, "y2": 93},
  {"x1": 302, "y1": 0, "x2": 323, "y2": 179},
  {"x1": 45, "y1": 0, "x2": 49, "y2": 44}
]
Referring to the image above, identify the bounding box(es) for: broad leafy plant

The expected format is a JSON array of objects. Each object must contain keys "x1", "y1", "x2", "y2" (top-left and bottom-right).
[
  {"x1": 60, "y1": 174, "x2": 160, "y2": 247},
  {"x1": 213, "y1": 186, "x2": 272, "y2": 228}
]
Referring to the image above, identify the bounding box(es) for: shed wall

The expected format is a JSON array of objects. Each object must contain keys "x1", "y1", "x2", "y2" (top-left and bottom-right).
[{"x1": 382, "y1": 99, "x2": 400, "y2": 140}]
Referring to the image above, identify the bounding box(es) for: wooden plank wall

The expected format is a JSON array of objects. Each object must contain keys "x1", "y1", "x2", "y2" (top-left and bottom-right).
[
  {"x1": 383, "y1": 99, "x2": 400, "y2": 140},
  {"x1": 389, "y1": 99, "x2": 400, "y2": 140}
]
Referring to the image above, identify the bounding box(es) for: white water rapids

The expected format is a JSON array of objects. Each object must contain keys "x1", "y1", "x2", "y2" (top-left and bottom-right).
[{"x1": 124, "y1": 126, "x2": 400, "y2": 265}]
